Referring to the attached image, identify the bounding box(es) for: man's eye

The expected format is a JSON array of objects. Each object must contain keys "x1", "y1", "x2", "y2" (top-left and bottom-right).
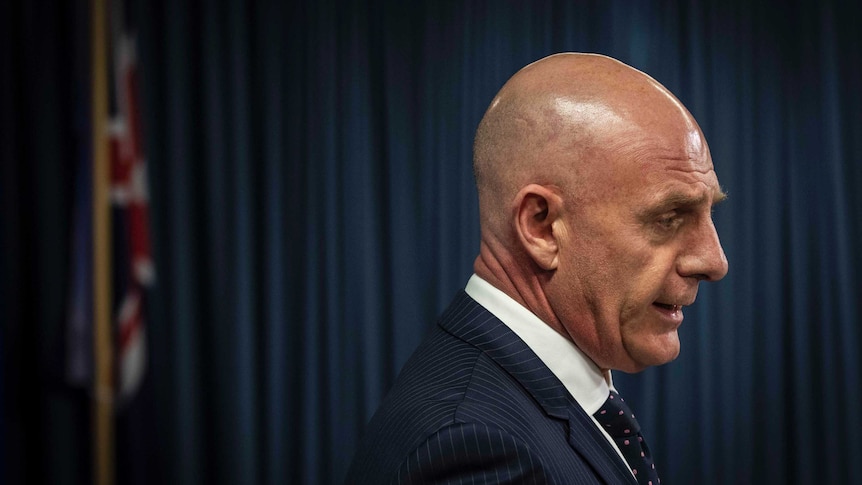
[{"x1": 657, "y1": 214, "x2": 681, "y2": 230}]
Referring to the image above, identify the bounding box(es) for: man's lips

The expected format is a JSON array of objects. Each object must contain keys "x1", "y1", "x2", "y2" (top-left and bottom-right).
[
  {"x1": 653, "y1": 302, "x2": 682, "y2": 312},
  {"x1": 652, "y1": 301, "x2": 690, "y2": 324}
]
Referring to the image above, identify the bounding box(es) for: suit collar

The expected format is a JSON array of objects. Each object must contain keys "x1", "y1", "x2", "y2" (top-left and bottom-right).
[
  {"x1": 439, "y1": 291, "x2": 637, "y2": 484},
  {"x1": 464, "y1": 274, "x2": 612, "y2": 414}
]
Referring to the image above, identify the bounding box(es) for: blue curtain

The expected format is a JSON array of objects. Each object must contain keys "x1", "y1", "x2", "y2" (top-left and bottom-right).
[{"x1": 3, "y1": 1, "x2": 861, "y2": 484}]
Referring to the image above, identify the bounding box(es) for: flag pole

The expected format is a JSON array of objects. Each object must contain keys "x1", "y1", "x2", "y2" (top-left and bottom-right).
[{"x1": 91, "y1": 0, "x2": 115, "y2": 483}]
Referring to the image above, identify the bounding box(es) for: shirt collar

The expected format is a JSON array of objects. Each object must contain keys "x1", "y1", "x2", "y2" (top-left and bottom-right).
[{"x1": 465, "y1": 274, "x2": 612, "y2": 415}]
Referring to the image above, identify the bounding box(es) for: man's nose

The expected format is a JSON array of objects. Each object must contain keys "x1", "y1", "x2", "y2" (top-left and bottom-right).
[{"x1": 678, "y1": 217, "x2": 729, "y2": 282}]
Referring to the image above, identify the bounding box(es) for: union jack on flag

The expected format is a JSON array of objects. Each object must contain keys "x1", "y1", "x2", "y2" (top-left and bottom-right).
[{"x1": 109, "y1": 32, "x2": 154, "y2": 403}]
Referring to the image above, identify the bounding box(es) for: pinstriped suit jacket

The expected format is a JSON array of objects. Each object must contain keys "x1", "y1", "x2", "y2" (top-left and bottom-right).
[{"x1": 346, "y1": 291, "x2": 638, "y2": 484}]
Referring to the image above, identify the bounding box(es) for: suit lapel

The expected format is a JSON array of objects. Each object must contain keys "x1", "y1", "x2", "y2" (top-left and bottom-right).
[
  {"x1": 564, "y1": 398, "x2": 638, "y2": 484},
  {"x1": 439, "y1": 291, "x2": 637, "y2": 484}
]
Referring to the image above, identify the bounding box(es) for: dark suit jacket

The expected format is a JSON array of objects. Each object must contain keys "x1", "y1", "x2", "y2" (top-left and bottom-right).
[{"x1": 346, "y1": 291, "x2": 638, "y2": 484}]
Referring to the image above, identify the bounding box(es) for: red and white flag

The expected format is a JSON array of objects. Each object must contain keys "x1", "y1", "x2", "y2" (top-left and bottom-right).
[{"x1": 109, "y1": 32, "x2": 154, "y2": 402}]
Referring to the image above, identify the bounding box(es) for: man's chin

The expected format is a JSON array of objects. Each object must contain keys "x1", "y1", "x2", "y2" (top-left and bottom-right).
[{"x1": 620, "y1": 333, "x2": 681, "y2": 372}]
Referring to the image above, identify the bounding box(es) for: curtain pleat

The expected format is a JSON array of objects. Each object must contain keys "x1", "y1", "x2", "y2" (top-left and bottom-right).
[{"x1": 3, "y1": 1, "x2": 862, "y2": 484}]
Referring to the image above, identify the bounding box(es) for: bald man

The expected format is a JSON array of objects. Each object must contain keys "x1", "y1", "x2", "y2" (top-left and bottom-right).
[{"x1": 346, "y1": 53, "x2": 728, "y2": 484}]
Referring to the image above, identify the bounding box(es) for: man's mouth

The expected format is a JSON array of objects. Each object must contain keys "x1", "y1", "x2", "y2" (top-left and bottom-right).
[{"x1": 652, "y1": 302, "x2": 685, "y2": 324}]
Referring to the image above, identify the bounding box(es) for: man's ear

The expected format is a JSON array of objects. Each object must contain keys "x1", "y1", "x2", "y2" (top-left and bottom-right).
[{"x1": 513, "y1": 184, "x2": 563, "y2": 271}]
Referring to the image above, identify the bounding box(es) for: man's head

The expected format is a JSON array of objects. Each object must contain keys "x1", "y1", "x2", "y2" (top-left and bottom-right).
[{"x1": 472, "y1": 53, "x2": 728, "y2": 373}]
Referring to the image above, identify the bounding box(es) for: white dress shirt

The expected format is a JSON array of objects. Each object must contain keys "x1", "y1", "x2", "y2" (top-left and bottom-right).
[{"x1": 465, "y1": 274, "x2": 631, "y2": 468}]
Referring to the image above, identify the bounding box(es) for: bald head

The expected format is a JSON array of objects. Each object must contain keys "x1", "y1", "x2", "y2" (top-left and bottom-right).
[
  {"x1": 472, "y1": 53, "x2": 726, "y2": 372},
  {"x1": 473, "y1": 53, "x2": 703, "y2": 232}
]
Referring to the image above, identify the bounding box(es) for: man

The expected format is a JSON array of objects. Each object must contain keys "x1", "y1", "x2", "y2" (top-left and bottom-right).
[{"x1": 346, "y1": 52, "x2": 728, "y2": 484}]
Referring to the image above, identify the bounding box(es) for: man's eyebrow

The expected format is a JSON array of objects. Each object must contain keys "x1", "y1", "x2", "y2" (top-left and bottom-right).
[{"x1": 638, "y1": 188, "x2": 727, "y2": 217}]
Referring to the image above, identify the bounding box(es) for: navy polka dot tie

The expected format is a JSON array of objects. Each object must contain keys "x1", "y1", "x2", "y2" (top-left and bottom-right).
[{"x1": 593, "y1": 391, "x2": 661, "y2": 485}]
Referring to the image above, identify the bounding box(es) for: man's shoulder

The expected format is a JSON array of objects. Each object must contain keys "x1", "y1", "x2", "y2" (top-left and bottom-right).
[
  {"x1": 364, "y1": 323, "x2": 487, "y2": 433},
  {"x1": 344, "y1": 324, "x2": 481, "y2": 481},
  {"x1": 346, "y1": 320, "x2": 566, "y2": 483},
  {"x1": 356, "y1": 292, "x2": 561, "y2": 449}
]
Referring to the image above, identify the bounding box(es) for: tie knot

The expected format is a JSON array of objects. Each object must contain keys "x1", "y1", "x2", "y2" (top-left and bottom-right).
[{"x1": 593, "y1": 390, "x2": 642, "y2": 438}]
